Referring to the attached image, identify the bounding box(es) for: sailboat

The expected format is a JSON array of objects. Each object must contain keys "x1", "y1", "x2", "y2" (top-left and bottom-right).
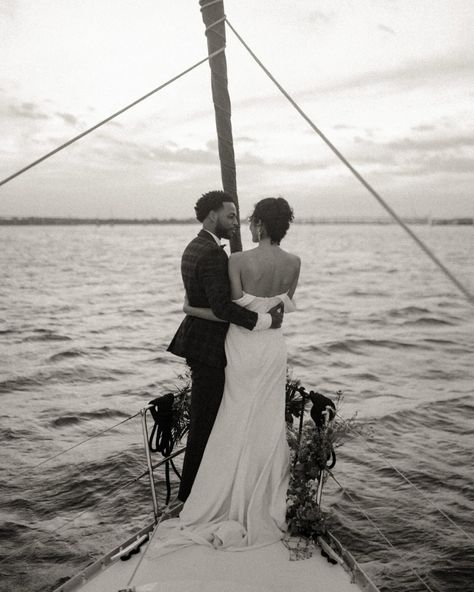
[
  {"x1": 47, "y1": 386, "x2": 380, "y2": 592},
  {"x1": 1, "y1": 2, "x2": 472, "y2": 592}
]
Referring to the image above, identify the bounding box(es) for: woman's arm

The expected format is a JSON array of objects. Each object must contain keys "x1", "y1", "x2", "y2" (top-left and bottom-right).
[
  {"x1": 183, "y1": 296, "x2": 226, "y2": 323},
  {"x1": 287, "y1": 256, "x2": 301, "y2": 299}
]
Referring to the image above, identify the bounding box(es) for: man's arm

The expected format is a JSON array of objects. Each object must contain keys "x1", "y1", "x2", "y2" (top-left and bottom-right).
[
  {"x1": 199, "y1": 251, "x2": 283, "y2": 330},
  {"x1": 183, "y1": 293, "x2": 226, "y2": 322}
]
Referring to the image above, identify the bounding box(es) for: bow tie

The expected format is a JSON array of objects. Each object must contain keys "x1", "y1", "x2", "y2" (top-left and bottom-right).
[{"x1": 220, "y1": 244, "x2": 226, "y2": 249}]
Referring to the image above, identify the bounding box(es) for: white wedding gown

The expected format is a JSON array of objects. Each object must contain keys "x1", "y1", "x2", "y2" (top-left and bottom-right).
[{"x1": 149, "y1": 291, "x2": 296, "y2": 559}]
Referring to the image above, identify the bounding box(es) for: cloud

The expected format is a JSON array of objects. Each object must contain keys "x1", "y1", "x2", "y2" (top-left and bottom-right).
[
  {"x1": 8, "y1": 101, "x2": 48, "y2": 120},
  {"x1": 308, "y1": 9, "x2": 334, "y2": 24},
  {"x1": 206, "y1": 138, "x2": 218, "y2": 151},
  {"x1": 300, "y1": 55, "x2": 474, "y2": 97},
  {"x1": 56, "y1": 112, "x2": 79, "y2": 126},
  {"x1": 235, "y1": 151, "x2": 263, "y2": 166},
  {"x1": 377, "y1": 24, "x2": 396, "y2": 35},
  {"x1": 86, "y1": 129, "x2": 335, "y2": 175},
  {"x1": 394, "y1": 155, "x2": 474, "y2": 176},
  {"x1": 235, "y1": 136, "x2": 256, "y2": 144},
  {"x1": 385, "y1": 135, "x2": 474, "y2": 152},
  {"x1": 348, "y1": 130, "x2": 474, "y2": 177},
  {"x1": 266, "y1": 158, "x2": 333, "y2": 172},
  {"x1": 411, "y1": 124, "x2": 436, "y2": 133},
  {"x1": 90, "y1": 133, "x2": 219, "y2": 167},
  {"x1": 231, "y1": 54, "x2": 474, "y2": 119},
  {"x1": 0, "y1": 0, "x2": 16, "y2": 18}
]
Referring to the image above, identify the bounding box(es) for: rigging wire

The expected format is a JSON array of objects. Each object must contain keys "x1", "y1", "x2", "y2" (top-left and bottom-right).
[
  {"x1": 204, "y1": 16, "x2": 227, "y2": 34},
  {"x1": 124, "y1": 498, "x2": 183, "y2": 588},
  {"x1": 125, "y1": 521, "x2": 160, "y2": 587},
  {"x1": 0, "y1": 47, "x2": 226, "y2": 189},
  {"x1": 15, "y1": 411, "x2": 141, "y2": 477},
  {"x1": 0, "y1": 13, "x2": 469, "y2": 588},
  {"x1": 225, "y1": 19, "x2": 474, "y2": 306},
  {"x1": 0, "y1": 464, "x2": 150, "y2": 566},
  {"x1": 341, "y1": 417, "x2": 474, "y2": 543},
  {"x1": 328, "y1": 471, "x2": 440, "y2": 592},
  {"x1": 200, "y1": 0, "x2": 224, "y2": 10},
  {"x1": 1, "y1": 443, "x2": 185, "y2": 567}
]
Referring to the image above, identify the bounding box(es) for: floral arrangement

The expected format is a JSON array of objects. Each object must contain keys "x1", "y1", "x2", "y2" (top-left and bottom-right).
[
  {"x1": 159, "y1": 373, "x2": 355, "y2": 559},
  {"x1": 284, "y1": 380, "x2": 356, "y2": 559},
  {"x1": 168, "y1": 372, "x2": 192, "y2": 444}
]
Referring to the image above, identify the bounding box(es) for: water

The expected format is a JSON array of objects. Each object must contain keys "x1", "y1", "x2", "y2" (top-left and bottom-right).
[{"x1": 0, "y1": 223, "x2": 473, "y2": 592}]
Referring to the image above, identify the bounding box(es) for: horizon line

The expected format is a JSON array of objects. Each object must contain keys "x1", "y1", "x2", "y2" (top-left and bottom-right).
[{"x1": 0, "y1": 215, "x2": 473, "y2": 226}]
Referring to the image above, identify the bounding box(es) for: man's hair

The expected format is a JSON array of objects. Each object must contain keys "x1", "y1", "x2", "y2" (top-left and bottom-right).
[{"x1": 194, "y1": 190, "x2": 234, "y2": 222}]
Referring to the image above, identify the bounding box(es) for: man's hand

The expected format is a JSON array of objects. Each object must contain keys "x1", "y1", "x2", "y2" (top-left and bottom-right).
[{"x1": 269, "y1": 303, "x2": 284, "y2": 329}]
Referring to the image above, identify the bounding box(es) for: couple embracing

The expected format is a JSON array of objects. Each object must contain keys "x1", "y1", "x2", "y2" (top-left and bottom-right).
[{"x1": 164, "y1": 190, "x2": 300, "y2": 552}]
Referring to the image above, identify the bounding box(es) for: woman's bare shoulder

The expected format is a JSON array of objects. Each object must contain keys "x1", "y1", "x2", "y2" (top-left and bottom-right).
[
  {"x1": 281, "y1": 250, "x2": 301, "y2": 267},
  {"x1": 228, "y1": 250, "x2": 252, "y2": 268},
  {"x1": 229, "y1": 251, "x2": 244, "y2": 259},
  {"x1": 231, "y1": 248, "x2": 259, "y2": 262}
]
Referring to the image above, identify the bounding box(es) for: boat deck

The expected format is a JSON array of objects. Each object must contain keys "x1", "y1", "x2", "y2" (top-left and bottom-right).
[{"x1": 76, "y1": 537, "x2": 363, "y2": 592}]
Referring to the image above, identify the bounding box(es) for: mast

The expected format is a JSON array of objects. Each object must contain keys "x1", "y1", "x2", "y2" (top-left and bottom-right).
[{"x1": 199, "y1": 0, "x2": 242, "y2": 252}]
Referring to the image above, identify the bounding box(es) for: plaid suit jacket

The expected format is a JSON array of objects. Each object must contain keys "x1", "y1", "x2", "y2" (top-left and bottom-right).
[{"x1": 167, "y1": 230, "x2": 258, "y2": 368}]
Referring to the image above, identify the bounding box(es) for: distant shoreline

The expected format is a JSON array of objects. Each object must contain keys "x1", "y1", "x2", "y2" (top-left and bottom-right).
[{"x1": 0, "y1": 216, "x2": 473, "y2": 226}]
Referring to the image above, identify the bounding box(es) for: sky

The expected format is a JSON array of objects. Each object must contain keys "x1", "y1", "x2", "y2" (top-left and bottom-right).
[{"x1": 0, "y1": 0, "x2": 473, "y2": 220}]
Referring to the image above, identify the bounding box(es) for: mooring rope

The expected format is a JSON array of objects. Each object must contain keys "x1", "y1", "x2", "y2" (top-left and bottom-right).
[
  {"x1": 328, "y1": 471, "x2": 440, "y2": 592},
  {"x1": 225, "y1": 19, "x2": 474, "y2": 305},
  {"x1": 0, "y1": 47, "x2": 226, "y2": 189}
]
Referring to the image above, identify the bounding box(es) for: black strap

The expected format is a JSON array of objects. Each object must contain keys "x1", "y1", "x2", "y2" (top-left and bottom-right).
[
  {"x1": 148, "y1": 393, "x2": 174, "y2": 456},
  {"x1": 147, "y1": 393, "x2": 183, "y2": 504},
  {"x1": 308, "y1": 391, "x2": 336, "y2": 428}
]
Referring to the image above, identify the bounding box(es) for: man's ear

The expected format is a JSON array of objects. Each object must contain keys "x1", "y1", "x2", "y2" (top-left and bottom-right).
[{"x1": 208, "y1": 210, "x2": 217, "y2": 223}]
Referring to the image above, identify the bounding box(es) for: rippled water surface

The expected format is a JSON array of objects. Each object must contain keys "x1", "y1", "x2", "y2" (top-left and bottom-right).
[{"x1": 1, "y1": 224, "x2": 473, "y2": 592}]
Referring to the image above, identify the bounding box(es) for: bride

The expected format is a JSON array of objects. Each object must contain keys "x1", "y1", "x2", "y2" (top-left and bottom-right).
[{"x1": 155, "y1": 197, "x2": 300, "y2": 553}]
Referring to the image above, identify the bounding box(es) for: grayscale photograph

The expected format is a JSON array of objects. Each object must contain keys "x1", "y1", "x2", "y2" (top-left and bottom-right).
[{"x1": 1, "y1": 1, "x2": 473, "y2": 591}]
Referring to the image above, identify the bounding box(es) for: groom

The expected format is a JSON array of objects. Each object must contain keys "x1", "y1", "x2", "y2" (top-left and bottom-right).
[{"x1": 168, "y1": 190, "x2": 283, "y2": 502}]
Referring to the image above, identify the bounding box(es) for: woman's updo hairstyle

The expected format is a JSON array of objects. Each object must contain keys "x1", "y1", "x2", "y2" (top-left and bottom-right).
[{"x1": 249, "y1": 197, "x2": 294, "y2": 245}]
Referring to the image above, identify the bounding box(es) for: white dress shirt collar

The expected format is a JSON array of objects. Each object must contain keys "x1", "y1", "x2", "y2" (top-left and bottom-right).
[{"x1": 204, "y1": 229, "x2": 221, "y2": 246}]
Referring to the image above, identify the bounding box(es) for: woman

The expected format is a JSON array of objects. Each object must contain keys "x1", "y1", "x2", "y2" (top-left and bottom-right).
[{"x1": 155, "y1": 197, "x2": 300, "y2": 553}]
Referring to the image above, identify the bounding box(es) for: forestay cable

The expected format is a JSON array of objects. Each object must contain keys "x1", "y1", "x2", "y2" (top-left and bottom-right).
[
  {"x1": 343, "y1": 419, "x2": 474, "y2": 543},
  {"x1": 124, "y1": 498, "x2": 183, "y2": 588},
  {"x1": 0, "y1": 465, "x2": 149, "y2": 566},
  {"x1": 16, "y1": 411, "x2": 140, "y2": 476},
  {"x1": 328, "y1": 471, "x2": 440, "y2": 592},
  {"x1": 0, "y1": 47, "x2": 226, "y2": 189},
  {"x1": 225, "y1": 19, "x2": 474, "y2": 305}
]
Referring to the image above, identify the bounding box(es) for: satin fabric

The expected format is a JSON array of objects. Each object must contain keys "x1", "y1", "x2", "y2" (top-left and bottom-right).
[{"x1": 151, "y1": 292, "x2": 296, "y2": 557}]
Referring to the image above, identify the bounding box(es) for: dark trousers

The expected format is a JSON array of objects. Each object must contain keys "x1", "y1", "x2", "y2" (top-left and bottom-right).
[{"x1": 178, "y1": 359, "x2": 225, "y2": 502}]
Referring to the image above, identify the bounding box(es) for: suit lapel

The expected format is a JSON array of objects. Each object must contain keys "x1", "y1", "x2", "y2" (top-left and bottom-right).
[
  {"x1": 198, "y1": 229, "x2": 214, "y2": 242},
  {"x1": 197, "y1": 229, "x2": 227, "y2": 257}
]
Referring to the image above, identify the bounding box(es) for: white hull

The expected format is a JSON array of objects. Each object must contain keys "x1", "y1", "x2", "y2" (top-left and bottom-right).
[{"x1": 53, "y1": 518, "x2": 379, "y2": 592}]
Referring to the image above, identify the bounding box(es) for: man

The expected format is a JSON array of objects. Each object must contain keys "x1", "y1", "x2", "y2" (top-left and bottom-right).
[{"x1": 168, "y1": 190, "x2": 283, "y2": 502}]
